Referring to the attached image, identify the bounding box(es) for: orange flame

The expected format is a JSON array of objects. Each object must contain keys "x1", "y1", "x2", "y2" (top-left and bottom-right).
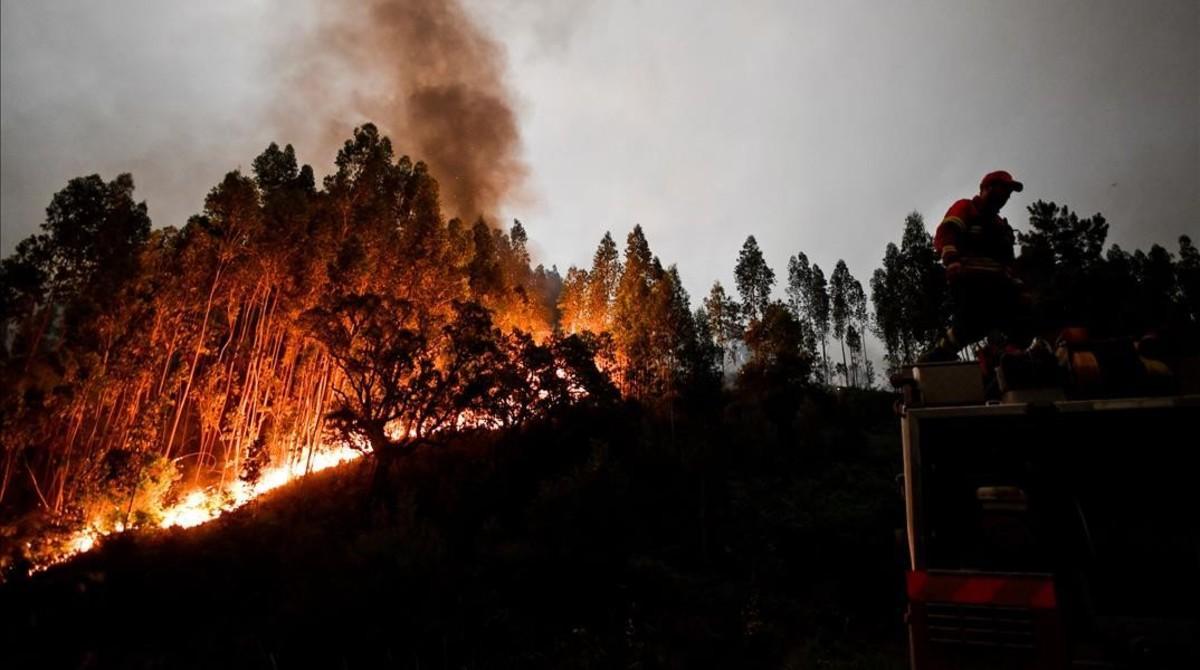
[{"x1": 37, "y1": 444, "x2": 363, "y2": 572}]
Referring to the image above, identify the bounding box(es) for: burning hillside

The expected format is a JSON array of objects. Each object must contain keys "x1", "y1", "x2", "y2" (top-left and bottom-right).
[
  {"x1": 36, "y1": 443, "x2": 363, "y2": 572},
  {"x1": 2, "y1": 85, "x2": 742, "y2": 574}
]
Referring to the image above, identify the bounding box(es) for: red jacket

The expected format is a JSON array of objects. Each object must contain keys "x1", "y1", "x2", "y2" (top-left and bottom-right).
[{"x1": 933, "y1": 196, "x2": 1016, "y2": 277}]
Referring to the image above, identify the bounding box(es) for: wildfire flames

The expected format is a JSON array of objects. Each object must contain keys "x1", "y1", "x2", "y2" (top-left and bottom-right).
[
  {"x1": 2, "y1": 0, "x2": 657, "y2": 586},
  {"x1": 41, "y1": 444, "x2": 364, "y2": 572}
]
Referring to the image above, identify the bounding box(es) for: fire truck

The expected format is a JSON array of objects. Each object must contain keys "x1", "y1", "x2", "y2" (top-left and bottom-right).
[{"x1": 896, "y1": 346, "x2": 1200, "y2": 669}]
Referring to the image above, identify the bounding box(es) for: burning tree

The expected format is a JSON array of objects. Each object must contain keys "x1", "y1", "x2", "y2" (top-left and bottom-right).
[
  {"x1": 312, "y1": 293, "x2": 618, "y2": 456},
  {"x1": 310, "y1": 296, "x2": 503, "y2": 455}
]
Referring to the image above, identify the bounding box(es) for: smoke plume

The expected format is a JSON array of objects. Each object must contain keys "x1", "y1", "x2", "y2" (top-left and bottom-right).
[{"x1": 278, "y1": 0, "x2": 527, "y2": 220}]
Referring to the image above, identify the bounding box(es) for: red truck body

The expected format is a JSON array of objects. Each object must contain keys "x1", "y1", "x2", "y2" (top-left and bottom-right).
[{"x1": 900, "y1": 365, "x2": 1200, "y2": 668}]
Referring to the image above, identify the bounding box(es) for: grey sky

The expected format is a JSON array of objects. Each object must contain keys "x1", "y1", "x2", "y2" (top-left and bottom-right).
[{"x1": 3, "y1": 0, "x2": 1198, "y2": 313}]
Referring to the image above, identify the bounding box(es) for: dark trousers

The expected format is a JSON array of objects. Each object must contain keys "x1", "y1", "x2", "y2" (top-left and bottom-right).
[{"x1": 947, "y1": 273, "x2": 1033, "y2": 349}]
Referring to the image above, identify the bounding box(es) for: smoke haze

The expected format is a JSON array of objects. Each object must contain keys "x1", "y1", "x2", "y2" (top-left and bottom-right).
[{"x1": 275, "y1": 0, "x2": 528, "y2": 221}]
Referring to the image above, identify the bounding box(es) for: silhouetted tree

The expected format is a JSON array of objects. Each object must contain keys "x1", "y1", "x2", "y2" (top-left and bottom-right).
[
  {"x1": 737, "y1": 301, "x2": 813, "y2": 436},
  {"x1": 734, "y1": 235, "x2": 775, "y2": 324},
  {"x1": 1178, "y1": 235, "x2": 1200, "y2": 325},
  {"x1": 870, "y1": 212, "x2": 945, "y2": 367},
  {"x1": 1016, "y1": 200, "x2": 1109, "y2": 334},
  {"x1": 829, "y1": 260, "x2": 854, "y2": 386},
  {"x1": 847, "y1": 276, "x2": 870, "y2": 387},
  {"x1": 808, "y1": 264, "x2": 832, "y2": 383},
  {"x1": 870, "y1": 245, "x2": 904, "y2": 366},
  {"x1": 703, "y1": 281, "x2": 742, "y2": 376},
  {"x1": 784, "y1": 252, "x2": 821, "y2": 364}
]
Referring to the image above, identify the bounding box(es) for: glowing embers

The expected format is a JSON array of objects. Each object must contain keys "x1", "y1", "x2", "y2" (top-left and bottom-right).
[
  {"x1": 37, "y1": 444, "x2": 363, "y2": 571},
  {"x1": 159, "y1": 490, "x2": 221, "y2": 529},
  {"x1": 384, "y1": 420, "x2": 416, "y2": 443},
  {"x1": 69, "y1": 531, "x2": 97, "y2": 554},
  {"x1": 159, "y1": 444, "x2": 363, "y2": 529}
]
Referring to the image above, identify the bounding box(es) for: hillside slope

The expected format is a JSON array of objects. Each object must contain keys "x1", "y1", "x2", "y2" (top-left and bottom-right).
[{"x1": 2, "y1": 397, "x2": 906, "y2": 669}]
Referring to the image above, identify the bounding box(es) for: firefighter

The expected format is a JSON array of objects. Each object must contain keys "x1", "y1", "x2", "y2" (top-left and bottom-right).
[{"x1": 920, "y1": 170, "x2": 1032, "y2": 362}]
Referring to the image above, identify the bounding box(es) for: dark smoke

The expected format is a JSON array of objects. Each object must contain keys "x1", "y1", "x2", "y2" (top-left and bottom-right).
[{"x1": 278, "y1": 0, "x2": 527, "y2": 220}]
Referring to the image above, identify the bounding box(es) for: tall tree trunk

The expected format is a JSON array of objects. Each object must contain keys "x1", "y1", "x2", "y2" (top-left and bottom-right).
[
  {"x1": 820, "y1": 338, "x2": 830, "y2": 386},
  {"x1": 860, "y1": 323, "x2": 871, "y2": 387},
  {"x1": 839, "y1": 336, "x2": 848, "y2": 387},
  {"x1": 0, "y1": 448, "x2": 15, "y2": 503},
  {"x1": 166, "y1": 263, "x2": 224, "y2": 459},
  {"x1": 25, "y1": 456, "x2": 51, "y2": 511}
]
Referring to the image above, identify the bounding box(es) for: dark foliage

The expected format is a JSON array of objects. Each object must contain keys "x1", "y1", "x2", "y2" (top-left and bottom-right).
[{"x1": 2, "y1": 386, "x2": 905, "y2": 669}]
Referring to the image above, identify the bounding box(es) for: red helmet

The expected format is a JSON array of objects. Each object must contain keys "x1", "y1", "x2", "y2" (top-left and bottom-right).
[{"x1": 980, "y1": 170, "x2": 1023, "y2": 192}]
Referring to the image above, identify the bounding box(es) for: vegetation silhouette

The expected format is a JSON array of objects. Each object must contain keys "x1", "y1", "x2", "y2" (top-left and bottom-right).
[{"x1": 2, "y1": 124, "x2": 1197, "y2": 667}]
